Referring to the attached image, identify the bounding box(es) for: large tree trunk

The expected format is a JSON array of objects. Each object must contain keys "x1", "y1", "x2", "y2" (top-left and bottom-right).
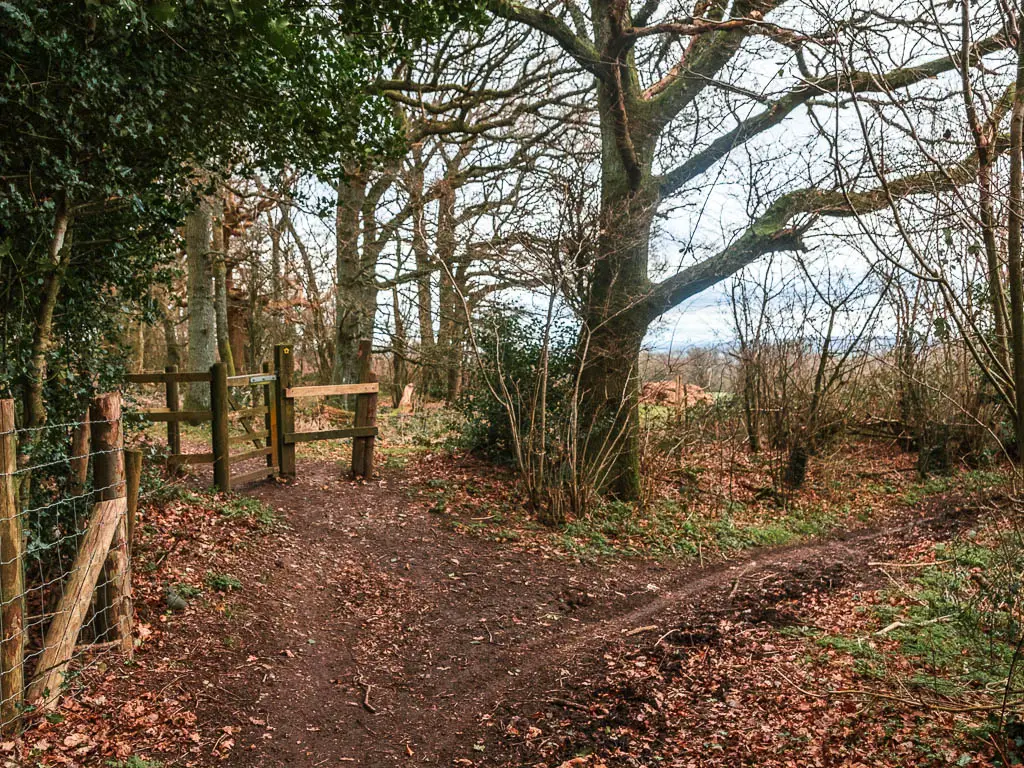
[
  {"x1": 391, "y1": 284, "x2": 410, "y2": 407},
  {"x1": 577, "y1": 86, "x2": 659, "y2": 497},
  {"x1": 577, "y1": 305, "x2": 647, "y2": 499},
  {"x1": 436, "y1": 276, "x2": 461, "y2": 401},
  {"x1": 578, "y1": 191, "x2": 656, "y2": 498},
  {"x1": 407, "y1": 151, "x2": 436, "y2": 398},
  {"x1": 333, "y1": 171, "x2": 378, "y2": 387},
  {"x1": 573, "y1": 56, "x2": 664, "y2": 498},
  {"x1": 184, "y1": 201, "x2": 215, "y2": 409},
  {"x1": 434, "y1": 179, "x2": 464, "y2": 402}
]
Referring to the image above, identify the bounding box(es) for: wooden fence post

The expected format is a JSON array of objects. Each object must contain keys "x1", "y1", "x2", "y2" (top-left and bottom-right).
[
  {"x1": 210, "y1": 363, "x2": 230, "y2": 492},
  {"x1": 165, "y1": 365, "x2": 181, "y2": 473},
  {"x1": 0, "y1": 400, "x2": 24, "y2": 732},
  {"x1": 125, "y1": 449, "x2": 142, "y2": 557},
  {"x1": 68, "y1": 407, "x2": 90, "y2": 497},
  {"x1": 362, "y1": 372, "x2": 378, "y2": 478},
  {"x1": 90, "y1": 393, "x2": 133, "y2": 655},
  {"x1": 352, "y1": 340, "x2": 377, "y2": 478},
  {"x1": 274, "y1": 345, "x2": 296, "y2": 479}
]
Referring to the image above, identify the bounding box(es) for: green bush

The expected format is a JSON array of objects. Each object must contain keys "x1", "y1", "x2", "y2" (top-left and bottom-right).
[{"x1": 458, "y1": 306, "x2": 578, "y2": 464}]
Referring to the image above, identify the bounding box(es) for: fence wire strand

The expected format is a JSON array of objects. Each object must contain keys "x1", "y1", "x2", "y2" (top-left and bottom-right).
[{"x1": 0, "y1": 414, "x2": 132, "y2": 731}]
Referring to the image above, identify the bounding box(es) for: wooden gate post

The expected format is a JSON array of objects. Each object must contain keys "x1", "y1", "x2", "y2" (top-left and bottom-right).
[
  {"x1": 273, "y1": 344, "x2": 296, "y2": 479},
  {"x1": 352, "y1": 340, "x2": 378, "y2": 478},
  {"x1": 210, "y1": 363, "x2": 230, "y2": 492},
  {"x1": 262, "y1": 361, "x2": 276, "y2": 470},
  {"x1": 0, "y1": 400, "x2": 24, "y2": 732},
  {"x1": 90, "y1": 393, "x2": 133, "y2": 655},
  {"x1": 165, "y1": 365, "x2": 181, "y2": 474}
]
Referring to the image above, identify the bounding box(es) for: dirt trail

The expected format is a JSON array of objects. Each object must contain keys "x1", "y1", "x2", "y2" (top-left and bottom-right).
[{"x1": 190, "y1": 460, "x2": 962, "y2": 767}]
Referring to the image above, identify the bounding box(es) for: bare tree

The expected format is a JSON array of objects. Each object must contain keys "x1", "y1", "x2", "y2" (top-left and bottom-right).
[{"x1": 489, "y1": 0, "x2": 1014, "y2": 496}]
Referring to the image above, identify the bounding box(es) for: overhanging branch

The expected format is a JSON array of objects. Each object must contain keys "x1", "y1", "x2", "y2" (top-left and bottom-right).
[
  {"x1": 487, "y1": 0, "x2": 607, "y2": 79},
  {"x1": 657, "y1": 31, "x2": 1010, "y2": 197},
  {"x1": 646, "y1": 148, "x2": 993, "y2": 321}
]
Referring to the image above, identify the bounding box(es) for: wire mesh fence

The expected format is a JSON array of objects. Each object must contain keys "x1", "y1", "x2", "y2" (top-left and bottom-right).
[{"x1": 0, "y1": 394, "x2": 135, "y2": 734}]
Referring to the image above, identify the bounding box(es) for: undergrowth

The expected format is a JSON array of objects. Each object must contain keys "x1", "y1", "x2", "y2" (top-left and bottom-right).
[
  {"x1": 877, "y1": 530, "x2": 1024, "y2": 701},
  {"x1": 106, "y1": 758, "x2": 164, "y2": 768},
  {"x1": 139, "y1": 465, "x2": 278, "y2": 529},
  {"x1": 787, "y1": 517, "x2": 1024, "y2": 764}
]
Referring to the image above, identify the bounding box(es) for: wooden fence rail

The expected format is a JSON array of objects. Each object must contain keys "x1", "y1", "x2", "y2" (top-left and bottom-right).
[{"x1": 285, "y1": 383, "x2": 378, "y2": 398}]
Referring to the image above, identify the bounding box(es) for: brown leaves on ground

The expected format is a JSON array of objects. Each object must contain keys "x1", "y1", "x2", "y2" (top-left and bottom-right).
[
  {"x1": 6, "y1": 438, "x2": 1012, "y2": 768},
  {"x1": 493, "y1": 545, "x2": 997, "y2": 768},
  {"x1": 10, "y1": 485, "x2": 268, "y2": 767}
]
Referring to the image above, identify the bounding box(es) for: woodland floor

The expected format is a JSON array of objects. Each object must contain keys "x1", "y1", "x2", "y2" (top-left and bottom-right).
[{"x1": 11, "y1": 439, "x2": 1011, "y2": 768}]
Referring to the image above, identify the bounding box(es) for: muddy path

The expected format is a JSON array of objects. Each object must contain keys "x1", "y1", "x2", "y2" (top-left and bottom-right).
[{"x1": 185, "y1": 460, "x2": 969, "y2": 767}]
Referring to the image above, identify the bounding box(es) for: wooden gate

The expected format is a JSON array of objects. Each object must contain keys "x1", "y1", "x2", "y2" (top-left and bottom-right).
[
  {"x1": 210, "y1": 363, "x2": 278, "y2": 492},
  {"x1": 128, "y1": 367, "x2": 213, "y2": 471},
  {"x1": 128, "y1": 363, "x2": 280, "y2": 491},
  {"x1": 272, "y1": 341, "x2": 378, "y2": 479},
  {"x1": 128, "y1": 339, "x2": 377, "y2": 489}
]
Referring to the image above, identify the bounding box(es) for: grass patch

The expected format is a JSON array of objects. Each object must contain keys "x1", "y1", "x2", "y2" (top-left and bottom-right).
[
  {"x1": 106, "y1": 759, "x2": 164, "y2": 768},
  {"x1": 381, "y1": 408, "x2": 466, "y2": 450},
  {"x1": 900, "y1": 469, "x2": 1006, "y2": 506},
  {"x1": 876, "y1": 535, "x2": 1024, "y2": 696},
  {"x1": 558, "y1": 499, "x2": 840, "y2": 560},
  {"x1": 869, "y1": 530, "x2": 1024, "y2": 759},
  {"x1": 172, "y1": 582, "x2": 203, "y2": 599},
  {"x1": 205, "y1": 572, "x2": 242, "y2": 593},
  {"x1": 218, "y1": 495, "x2": 278, "y2": 527}
]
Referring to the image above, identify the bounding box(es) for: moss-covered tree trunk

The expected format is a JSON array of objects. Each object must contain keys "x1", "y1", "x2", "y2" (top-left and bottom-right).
[
  {"x1": 576, "y1": 68, "x2": 659, "y2": 499},
  {"x1": 211, "y1": 198, "x2": 236, "y2": 376}
]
